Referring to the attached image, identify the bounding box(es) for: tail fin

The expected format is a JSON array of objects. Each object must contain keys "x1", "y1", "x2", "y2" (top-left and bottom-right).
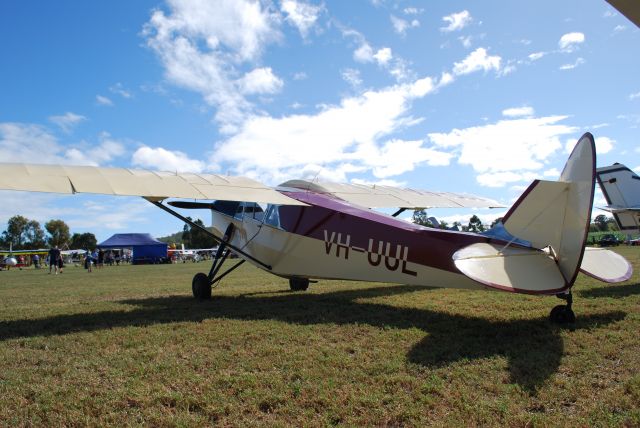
[
  {"x1": 596, "y1": 163, "x2": 640, "y2": 233},
  {"x1": 502, "y1": 132, "x2": 596, "y2": 288}
]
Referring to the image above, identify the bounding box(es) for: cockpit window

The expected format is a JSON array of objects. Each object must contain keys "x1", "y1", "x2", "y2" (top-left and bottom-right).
[
  {"x1": 263, "y1": 204, "x2": 281, "y2": 228},
  {"x1": 234, "y1": 203, "x2": 245, "y2": 220},
  {"x1": 244, "y1": 202, "x2": 265, "y2": 221}
]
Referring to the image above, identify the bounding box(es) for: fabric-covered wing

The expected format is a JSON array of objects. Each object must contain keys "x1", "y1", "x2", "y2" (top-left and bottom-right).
[
  {"x1": 280, "y1": 179, "x2": 503, "y2": 209},
  {"x1": 0, "y1": 163, "x2": 306, "y2": 205}
]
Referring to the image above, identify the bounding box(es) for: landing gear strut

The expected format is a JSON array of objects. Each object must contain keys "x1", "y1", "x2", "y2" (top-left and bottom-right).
[
  {"x1": 192, "y1": 224, "x2": 245, "y2": 300},
  {"x1": 549, "y1": 291, "x2": 575, "y2": 324}
]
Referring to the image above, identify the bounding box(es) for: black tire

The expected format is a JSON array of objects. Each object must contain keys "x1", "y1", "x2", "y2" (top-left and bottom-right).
[
  {"x1": 192, "y1": 272, "x2": 212, "y2": 299},
  {"x1": 549, "y1": 305, "x2": 575, "y2": 324},
  {"x1": 289, "y1": 278, "x2": 309, "y2": 291}
]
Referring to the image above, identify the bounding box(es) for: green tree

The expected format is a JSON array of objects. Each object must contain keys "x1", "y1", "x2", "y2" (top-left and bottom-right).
[
  {"x1": 594, "y1": 214, "x2": 608, "y2": 232},
  {"x1": 70, "y1": 232, "x2": 97, "y2": 251},
  {"x1": 438, "y1": 220, "x2": 449, "y2": 230},
  {"x1": 45, "y1": 219, "x2": 70, "y2": 248},
  {"x1": 412, "y1": 209, "x2": 430, "y2": 226},
  {"x1": 181, "y1": 217, "x2": 193, "y2": 246},
  {"x1": 1, "y1": 215, "x2": 29, "y2": 249},
  {"x1": 606, "y1": 217, "x2": 619, "y2": 231},
  {"x1": 490, "y1": 217, "x2": 503, "y2": 229},
  {"x1": 467, "y1": 215, "x2": 485, "y2": 233},
  {"x1": 189, "y1": 219, "x2": 216, "y2": 249},
  {"x1": 24, "y1": 220, "x2": 46, "y2": 249}
]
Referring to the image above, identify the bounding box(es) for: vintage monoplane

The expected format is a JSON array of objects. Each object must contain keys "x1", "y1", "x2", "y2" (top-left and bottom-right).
[{"x1": 0, "y1": 133, "x2": 633, "y2": 323}]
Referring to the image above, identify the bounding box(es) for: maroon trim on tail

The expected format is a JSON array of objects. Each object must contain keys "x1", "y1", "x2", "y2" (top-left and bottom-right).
[{"x1": 565, "y1": 132, "x2": 597, "y2": 289}]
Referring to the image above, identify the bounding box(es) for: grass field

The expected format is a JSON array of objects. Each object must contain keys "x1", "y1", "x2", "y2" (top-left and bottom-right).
[{"x1": 1, "y1": 248, "x2": 639, "y2": 426}]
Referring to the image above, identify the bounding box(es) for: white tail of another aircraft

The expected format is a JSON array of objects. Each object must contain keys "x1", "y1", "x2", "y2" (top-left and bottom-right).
[{"x1": 596, "y1": 163, "x2": 640, "y2": 233}]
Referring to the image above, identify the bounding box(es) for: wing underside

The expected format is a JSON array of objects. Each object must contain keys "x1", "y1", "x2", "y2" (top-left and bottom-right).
[
  {"x1": 0, "y1": 163, "x2": 306, "y2": 205},
  {"x1": 279, "y1": 179, "x2": 504, "y2": 209}
]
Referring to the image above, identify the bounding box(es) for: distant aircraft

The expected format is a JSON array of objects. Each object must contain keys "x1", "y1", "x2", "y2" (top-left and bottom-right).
[
  {"x1": 595, "y1": 163, "x2": 640, "y2": 234},
  {"x1": 0, "y1": 133, "x2": 632, "y2": 323},
  {"x1": 169, "y1": 244, "x2": 218, "y2": 262}
]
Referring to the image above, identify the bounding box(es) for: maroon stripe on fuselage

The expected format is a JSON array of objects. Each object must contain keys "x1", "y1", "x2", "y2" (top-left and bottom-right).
[{"x1": 277, "y1": 190, "x2": 507, "y2": 274}]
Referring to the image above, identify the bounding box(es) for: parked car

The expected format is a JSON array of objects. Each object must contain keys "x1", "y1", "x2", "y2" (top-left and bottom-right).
[
  {"x1": 629, "y1": 237, "x2": 640, "y2": 246},
  {"x1": 599, "y1": 234, "x2": 620, "y2": 247}
]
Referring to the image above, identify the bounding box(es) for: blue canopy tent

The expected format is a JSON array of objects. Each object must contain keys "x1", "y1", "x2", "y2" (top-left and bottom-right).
[{"x1": 98, "y1": 233, "x2": 168, "y2": 264}]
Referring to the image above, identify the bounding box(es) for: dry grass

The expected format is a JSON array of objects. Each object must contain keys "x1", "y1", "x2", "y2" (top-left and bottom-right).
[{"x1": 1, "y1": 247, "x2": 639, "y2": 426}]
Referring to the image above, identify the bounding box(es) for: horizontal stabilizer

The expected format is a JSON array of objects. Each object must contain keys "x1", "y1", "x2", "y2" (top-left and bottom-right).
[
  {"x1": 453, "y1": 243, "x2": 566, "y2": 294},
  {"x1": 580, "y1": 247, "x2": 633, "y2": 283}
]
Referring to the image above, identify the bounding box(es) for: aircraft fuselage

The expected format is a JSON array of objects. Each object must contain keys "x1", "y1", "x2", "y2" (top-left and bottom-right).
[{"x1": 211, "y1": 189, "x2": 510, "y2": 291}]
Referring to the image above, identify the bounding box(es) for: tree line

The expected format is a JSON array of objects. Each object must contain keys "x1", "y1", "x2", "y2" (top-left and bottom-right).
[
  {"x1": 0, "y1": 215, "x2": 97, "y2": 250},
  {"x1": 412, "y1": 210, "x2": 620, "y2": 233}
]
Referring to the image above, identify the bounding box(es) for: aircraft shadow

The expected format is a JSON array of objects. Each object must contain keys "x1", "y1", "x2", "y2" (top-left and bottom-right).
[
  {"x1": 0, "y1": 285, "x2": 626, "y2": 392},
  {"x1": 578, "y1": 282, "x2": 640, "y2": 299}
]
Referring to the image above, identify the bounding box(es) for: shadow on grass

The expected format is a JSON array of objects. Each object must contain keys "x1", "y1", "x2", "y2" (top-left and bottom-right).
[
  {"x1": 0, "y1": 285, "x2": 626, "y2": 393},
  {"x1": 578, "y1": 282, "x2": 640, "y2": 299}
]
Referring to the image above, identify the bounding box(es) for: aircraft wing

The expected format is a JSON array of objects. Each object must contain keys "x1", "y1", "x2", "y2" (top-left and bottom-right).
[
  {"x1": 0, "y1": 163, "x2": 307, "y2": 206},
  {"x1": 280, "y1": 179, "x2": 504, "y2": 209}
]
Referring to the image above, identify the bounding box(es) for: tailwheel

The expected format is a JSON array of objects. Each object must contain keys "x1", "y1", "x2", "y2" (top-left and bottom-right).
[
  {"x1": 549, "y1": 305, "x2": 575, "y2": 324},
  {"x1": 289, "y1": 277, "x2": 309, "y2": 291},
  {"x1": 549, "y1": 291, "x2": 575, "y2": 324},
  {"x1": 192, "y1": 272, "x2": 212, "y2": 300}
]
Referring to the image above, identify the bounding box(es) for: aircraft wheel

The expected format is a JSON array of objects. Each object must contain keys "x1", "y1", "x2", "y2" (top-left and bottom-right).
[
  {"x1": 192, "y1": 272, "x2": 212, "y2": 299},
  {"x1": 289, "y1": 278, "x2": 309, "y2": 291},
  {"x1": 549, "y1": 305, "x2": 575, "y2": 324}
]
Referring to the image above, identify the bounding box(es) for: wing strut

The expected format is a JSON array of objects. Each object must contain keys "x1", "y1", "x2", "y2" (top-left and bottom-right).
[{"x1": 146, "y1": 198, "x2": 271, "y2": 270}]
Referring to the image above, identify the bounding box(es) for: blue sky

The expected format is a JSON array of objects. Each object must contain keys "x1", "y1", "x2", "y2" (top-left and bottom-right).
[{"x1": 1, "y1": 0, "x2": 639, "y2": 243}]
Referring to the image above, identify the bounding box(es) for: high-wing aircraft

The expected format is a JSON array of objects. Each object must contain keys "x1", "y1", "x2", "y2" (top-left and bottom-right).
[
  {"x1": 0, "y1": 133, "x2": 633, "y2": 323},
  {"x1": 595, "y1": 163, "x2": 640, "y2": 234}
]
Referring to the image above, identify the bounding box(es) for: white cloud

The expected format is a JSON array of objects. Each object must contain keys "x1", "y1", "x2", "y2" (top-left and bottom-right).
[
  {"x1": 629, "y1": 91, "x2": 640, "y2": 100},
  {"x1": 613, "y1": 25, "x2": 626, "y2": 33},
  {"x1": 109, "y1": 82, "x2": 132, "y2": 98},
  {"x1": 238, "y1": 67, "x2": 283, "y2": 95},
  {"x1": 368, "y1": 139, "x2": 452, "y2": 178},
  {"x1": 452, "y1": 48, "x2": 501, "y2": 75},
  {"x1": 209, "y1": 78, "x2": 438, "y2": 184},
  {"x1": 440, "y1": 10, "x2": 472, "y2": 32},
  {"x1": 48, "y1": 112, "x2": 86, "y2": 133},
  {"x1": 403, "y1": 8, "x2": 423, "y2": 15},
  {"x1": 502, "y1": 106, "x2": 534, "y2": 118},
  {"x1": 373, "y1": 47, "x2": 392, "y2": 65},
  {"x1": 143, "y1": 0, "x2": 282, "y2": 130},
  {"x1": 543, "y1": 168, "x2": 560, "y2": 178},
  {"x1": 341, "y1": 68, "x2": 362, "y2": 87},
  {"x1": 476, "y1": 171, "x2": 538, "y2": 187},
  {"x1": 428, "y1": 116, "x2": 578, "y2": 182},
  {"x1": 65, "y1": 132, "x2": 127, "y2": 166},
  {"x1": 293, "y1": 71, "x2": 307, "y2": 80},
  {"x1": 0, "y1": 123, "x2": 126, "y2": 166},
  {"x1": 459, "y1": 36, "x2": 472, "y2": 48},
  {"x1": 352, "y1": 37, "x2": 374, "y2": 62},
  {"x1": 559, "y1": 57, "x2": 585, "y2": 70},
  {"x1": 131, "y1": 146, "x2": 206, "y2": 173},
  {"x1": 565, "y1": 136, "x2": 613, "y2": 155},
  {"x1": 96, "y1": 95, "x2": 113, "y2": 106},
  {"x1": 558, "y1": 32, "x2": 585, "y2": 52},
  {"x1": 281, "y1": 0, "x2": 322, "y2": 38},
  {"x1": 528, "y1": 51, "x2": 546, "y2": 61},
  {"x1": 390, "y1": 15, "x2": 419, "y2": 35}
]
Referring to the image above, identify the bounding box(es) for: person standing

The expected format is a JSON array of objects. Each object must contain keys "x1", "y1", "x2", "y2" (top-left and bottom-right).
[
  {"x1": 32, "y1": 253, "x2": 40, "y2": 269},
  {"x1": 48, "y1": 246, "x2": 60, "y2": 274},
  {"x1": 97, "y1": 248, "x2": 104, "y2": 269}
]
